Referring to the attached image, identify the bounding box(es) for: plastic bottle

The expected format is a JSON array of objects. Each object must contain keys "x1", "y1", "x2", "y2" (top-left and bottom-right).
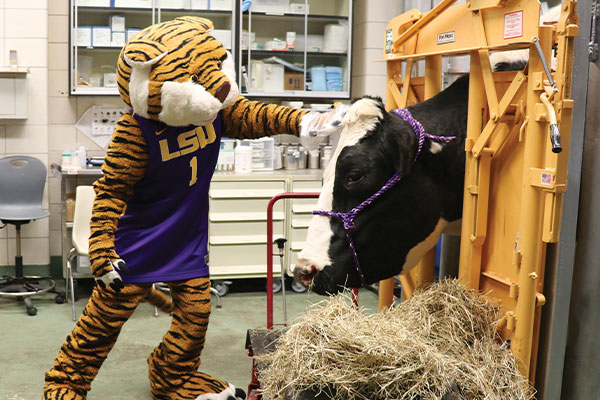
[
  {"x1": 234, "y1": 142, "x2": 252, "y2": 173},
  {"x1": 61, "y1": 149, "x2": 72, "y2": 169},
  {"x1": 77, "y1": 146, "x2": 87, "y2": 168}
]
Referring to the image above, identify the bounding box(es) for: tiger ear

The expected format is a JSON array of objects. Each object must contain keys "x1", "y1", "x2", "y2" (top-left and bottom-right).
[
  {"x1": 174, "y1": 16, "x2": 214, "y2": 32},
  {"x1": 122, "y1": 39, "x2": 168, "y2": 67},
  {"x1": 121, "y1": 39, "x2": 168, "y2": 118}
]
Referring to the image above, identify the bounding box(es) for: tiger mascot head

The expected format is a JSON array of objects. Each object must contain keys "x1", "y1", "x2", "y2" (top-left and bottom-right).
[{"x1": 117, "y1": 16, "x2": 239, "y2": 127}]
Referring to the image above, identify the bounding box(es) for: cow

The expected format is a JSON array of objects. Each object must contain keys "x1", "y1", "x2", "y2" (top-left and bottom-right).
[{"x1": 293, "y1": 73, "x2": 470, "y2": 295}]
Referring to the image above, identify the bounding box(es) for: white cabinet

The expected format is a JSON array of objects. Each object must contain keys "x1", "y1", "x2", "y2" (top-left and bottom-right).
[
  {"x1": 70, "y1": 0, "x2": 236, "y2": 95},
  {"x1": 0, "y1": 71, "x2": 28, "y2": 119},
  {"x1": 239, "y1": 0, "x2": 353, "y2": 99},
  {"x1": 208, "y1": 171, "x2": 322, "y2": 280}
]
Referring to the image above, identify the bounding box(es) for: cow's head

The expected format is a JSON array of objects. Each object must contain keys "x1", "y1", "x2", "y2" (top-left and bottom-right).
[{"x1": 294, "y1": 77, "x2": 468, "y2": 295}]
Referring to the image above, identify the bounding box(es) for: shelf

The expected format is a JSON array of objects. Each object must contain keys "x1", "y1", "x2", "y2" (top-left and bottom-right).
[
  {"x1": 72, "y1": 86, "x2": 119, "y2": 95},
  {"x1": 242, "y1": 50, "x2": 347, "y2": 57},
  {"x1": 243, "y1": 11, "x2": 348, "y2": 21},
  {"x1": 210, "y1": 188, "x2": 286, "y2": 199},
  {"x1": 210, "y1": 234, "x2": 268, "y2": 245},
  {"x1": 243, "y1": 90, "x2": 348, "y2": 99}
]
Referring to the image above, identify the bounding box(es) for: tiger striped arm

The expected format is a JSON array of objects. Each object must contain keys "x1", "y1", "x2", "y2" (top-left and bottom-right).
[
  {"x1": 222, "y1": 96, "x2": 308, "y2": 139},
  {"x1": 89, "y1": 112, "x2": 148, "y2": 289}
]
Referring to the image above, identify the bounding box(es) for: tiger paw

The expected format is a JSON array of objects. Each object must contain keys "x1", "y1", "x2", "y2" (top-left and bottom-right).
[
  {"x1": 150, "y1": 371, "x2": 245, "y2": 400},
  {"x1": 195, "y1": 384, "x2": 246, "y2": 400},
  {"x1": 42, "y1": 386, "x2": 86, "y2": 400}
]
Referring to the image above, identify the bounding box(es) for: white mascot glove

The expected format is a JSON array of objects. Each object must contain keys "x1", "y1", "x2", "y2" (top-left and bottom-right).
[
  {"x1": 299, "y1": 105, "x2": 348, "y2": 151},
  {"x1": 95, "y1": 259, "x2": 128, "y2": 292}
]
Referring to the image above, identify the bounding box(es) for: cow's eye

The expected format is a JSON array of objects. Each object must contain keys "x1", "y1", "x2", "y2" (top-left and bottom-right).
[{"x1": 346, "y1": 171, "x2": 364, "y2": 185}]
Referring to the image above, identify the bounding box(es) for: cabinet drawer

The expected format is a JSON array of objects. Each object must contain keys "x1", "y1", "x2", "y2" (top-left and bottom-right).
[
  {"x1": 210, "y1": 180, "x2": 285, "y2": 199},
  {"x1": 291, "y1": 179, "x2": 322, "y2": 192},
  {"x1": 210, "y1": 198, "x2": 284, "y2": 215},
  {"x1": 209, "y1": 220, "x2": 284, "y2": 244}
]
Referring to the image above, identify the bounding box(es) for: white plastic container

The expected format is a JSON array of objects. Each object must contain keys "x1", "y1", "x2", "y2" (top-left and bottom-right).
[{"x1": 234, "y1": 142, "x2": 252, "y2": 173}]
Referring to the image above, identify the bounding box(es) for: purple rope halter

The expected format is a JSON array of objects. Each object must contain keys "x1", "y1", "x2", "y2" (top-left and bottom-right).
[{"x1": 313, "y1": 108, "x2": 456, "y2": 285}]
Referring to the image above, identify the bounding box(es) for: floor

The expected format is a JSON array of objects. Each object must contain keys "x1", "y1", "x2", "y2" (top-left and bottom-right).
[{"x1": 0, "y1": 278, "x2": 380, "y2": 400}]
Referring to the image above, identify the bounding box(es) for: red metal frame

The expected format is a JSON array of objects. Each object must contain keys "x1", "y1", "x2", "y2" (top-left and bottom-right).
[{"x1": 266, "y1": 192, "x2": 320, "y2": 329}]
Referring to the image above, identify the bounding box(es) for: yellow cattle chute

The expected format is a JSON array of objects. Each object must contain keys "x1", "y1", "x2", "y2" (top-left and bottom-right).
[{"x1": 380, "y1": 0, "x2": 578, "y2": 382}]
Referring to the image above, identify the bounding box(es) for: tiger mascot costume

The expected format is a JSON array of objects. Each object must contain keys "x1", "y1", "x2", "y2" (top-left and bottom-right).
[{"x1": 43, "y1": 16, "x2": 316, "y2": 400}]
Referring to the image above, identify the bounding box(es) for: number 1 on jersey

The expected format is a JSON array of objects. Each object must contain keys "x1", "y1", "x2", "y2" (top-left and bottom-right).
[{"x1": 189, "y1": 156, "x2": 198, "y2": 186}]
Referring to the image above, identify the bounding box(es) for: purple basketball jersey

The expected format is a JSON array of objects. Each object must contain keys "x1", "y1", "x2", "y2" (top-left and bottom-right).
[{"x1": 114, "y1": 113, "x2": 223, "y2": 283}]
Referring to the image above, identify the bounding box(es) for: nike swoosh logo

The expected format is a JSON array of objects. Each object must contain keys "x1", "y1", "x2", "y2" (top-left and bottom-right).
[{"x1": 155, "y1": 128, "x2": 167, "y2": 136}]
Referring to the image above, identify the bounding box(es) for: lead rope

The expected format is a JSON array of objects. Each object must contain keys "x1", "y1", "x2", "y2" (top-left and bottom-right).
[{"x1": 313, "y1": 108, "x2": 456, "y2": 285}]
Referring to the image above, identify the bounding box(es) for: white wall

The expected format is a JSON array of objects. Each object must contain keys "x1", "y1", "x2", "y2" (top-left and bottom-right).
[
  {"x1": 352, "y1": 0, "x2": 404, "y2": 101},
  {"x1": 0, "y1": 0, "x2": 50, "y2": 266}
]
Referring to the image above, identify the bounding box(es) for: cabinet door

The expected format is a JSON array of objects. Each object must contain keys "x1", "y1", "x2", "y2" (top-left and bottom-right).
[
  {"x1": 239, "y1": 0, "x2": 352, "y2": 99},
  {"x1": 208, "y1": 179, "x2": 286, "y2": 279}
]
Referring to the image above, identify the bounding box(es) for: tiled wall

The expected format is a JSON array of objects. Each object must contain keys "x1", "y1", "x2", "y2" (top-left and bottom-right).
[
  {"x1": 47, "y1": 1, "x2": 124, "y2": 264},
  {"x1": 351, "y1": 0, "x2": 404, "y2": 101},
  {"x1": 0, "y1": 0, "x2": 405, "y2": 270},
  {"x1": 0, "y1": 0, "x2": 50, "y2": 267}
]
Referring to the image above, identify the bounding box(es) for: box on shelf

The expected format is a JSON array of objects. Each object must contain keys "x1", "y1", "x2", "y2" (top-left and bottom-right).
[
  {"x1": 159, "y1": 0, "x2": 189, "y2": 8},
  {"x1": 92, "y1": 27, "x2": 112, "y2": 47},
  {"x1": 104, "y1": 73, "x2": 118, "y2": 87},
  {"x1": 252, "y1": 0, "x2": 289, "y2": 14},
  {"x1": 295, "y1": 34, "x2": 324, "y2": 52},
  {"x1": 113, "y1": 0, "x2": 152, "y2": 8},
  {"x1": 110, "y1": 15, "x2": 126, "y2": 32},
  {"x1": 111, "y1": 31, "x2": 126, "y2": 47},
  {"x1": 190, "y1": 0, "x2": 208, "y2": 9},
  {"x1": 284, "y1": 72, "x2": 303, "y2": 90},
  {"x1": 289, "y1": 3, "x2": 307, "y2": 13},
  {"x1": 262, "y1": 63, "x2": 284, "y2": 92},
  {"x1": 77, "y1": 27, "x2": 92, "y2": 47},
  {"x1": 249, "y1": 137, "x2": 275, "y2": 171},
  {"x1": 126, "y1": 28, "x2": 142, "y2": 41},
  {"x1": 211, "y1": 29, "x2": 232, "y2": 50},
  {"x1": 77, "y1": 0, "x2": 111, "y2": 6},
  {"x1": 210, "y1": 0, "x2": 232, "y2": 10}
]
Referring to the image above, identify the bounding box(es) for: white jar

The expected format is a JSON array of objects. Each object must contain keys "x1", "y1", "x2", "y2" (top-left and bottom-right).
[{"x1": 234, "y1": 144, "x2": 252, "y2": 173}]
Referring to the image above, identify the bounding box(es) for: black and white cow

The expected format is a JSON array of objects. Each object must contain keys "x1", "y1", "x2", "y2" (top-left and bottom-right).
[{"x1": 293, "y1": 75, "x2": 470, "y2": 295}]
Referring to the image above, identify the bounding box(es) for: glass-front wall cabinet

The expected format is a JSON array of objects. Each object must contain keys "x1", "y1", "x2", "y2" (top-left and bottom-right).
[
  {"x1": 71, "y1": 0, "x2": 235, "y2": 95},
  {"x1": 239, "y1": 0, "x2": 352, "y2": 99}
]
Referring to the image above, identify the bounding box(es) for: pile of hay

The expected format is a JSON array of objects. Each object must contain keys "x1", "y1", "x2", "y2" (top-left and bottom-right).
[{"x1": 257, "y1": 279, "x2": 534, "y2": 400}]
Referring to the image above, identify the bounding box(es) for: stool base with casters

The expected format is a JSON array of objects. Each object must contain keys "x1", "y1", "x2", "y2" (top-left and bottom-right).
[{"x1": 0, "y1": 222, "x2": 65, "y2": 316}]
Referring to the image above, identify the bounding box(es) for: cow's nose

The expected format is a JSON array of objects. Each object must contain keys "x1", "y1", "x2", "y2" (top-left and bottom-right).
[
  {"x1": 293, "y1": 261, "x2": 318, "y2": 287},
  {"x1": 215, "y1": 81, "x2": 230, "y2": 103}
]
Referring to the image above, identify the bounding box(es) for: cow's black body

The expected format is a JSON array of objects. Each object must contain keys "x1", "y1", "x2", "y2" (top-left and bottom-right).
[{"x1": 305, "y1": 75, "x2": 470, "y2": 295}]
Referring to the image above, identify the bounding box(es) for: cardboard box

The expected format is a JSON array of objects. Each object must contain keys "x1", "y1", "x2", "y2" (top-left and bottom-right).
[
  {"x1": 252, "y1": 0, "x2": 289, "y2": 14},
  {"x1": 210, "y1": 0, "x2": 232, "y2": 10},
  {"x1": 111, "y1": 31, "x2": 126, "y2": 47},
  {"x1": 126, "y1": 28, "x2": 142, "y2": 42},
  {"x1": 159, "y1": 0, "x2": 189, "y2": 8},
  {"x1": 104, "y1": 73, "x2": 118, "y2": 87},
  {"x1": 92, "y1": 27, "x2": 112, "y2": 47},
  {"x1": 77, "y1": 27, "x2": 92, "y2": 47},
  {"x1": 211, "y1": 29, "x2": 232, "y2": 49},
  {"x1": 284, "y1": 72, "x2": 304, "y2": 90},
  {"x1": 190, "y1": 0, "x2": 208, "y2": 9},
  {"x1": 114, "y1": 0, "x2": 152, "y2": 8},
  {"x1": 262, "y1": 63, "x2": 284, "y2": 92},
  {"x1": 78, "y1": 0, "x2": 111, "y2": 6},
  {"x1": 110, "y1": 15, "x2": 126, "y2": 32}
]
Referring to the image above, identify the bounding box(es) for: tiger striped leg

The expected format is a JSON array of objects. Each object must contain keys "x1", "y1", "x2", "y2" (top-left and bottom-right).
[
  {"x1": 148, "y1": 277, "x2": 239, "y2": 400},
  {"x1": 43, "y1": 283, "x2": 152, "y2": 399}
]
